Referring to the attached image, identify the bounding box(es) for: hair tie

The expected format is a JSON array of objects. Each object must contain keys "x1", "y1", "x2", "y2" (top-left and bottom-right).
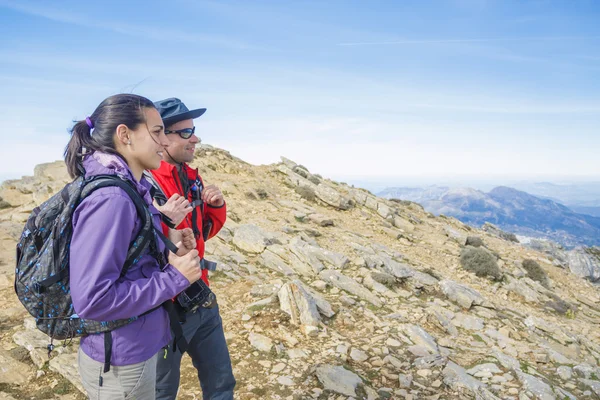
[{"x1": 85, "y1": 116, "x2": 94, "y2": 130}]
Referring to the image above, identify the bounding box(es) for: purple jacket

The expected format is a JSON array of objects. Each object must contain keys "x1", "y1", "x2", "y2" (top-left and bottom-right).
[{"x1": 70, "y1": 152, "x2": 190, "y2": 366}]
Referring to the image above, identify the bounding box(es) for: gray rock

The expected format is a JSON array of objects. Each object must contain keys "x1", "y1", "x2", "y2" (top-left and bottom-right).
[
  {"x1": 297, "y1": 281, "x2": 335, "y2": 318},
  {"x1": 232, "y1": 224, "x2": 272, "y2": 254},
  {"x1": 398, "y1": 373, "x2": 412, "y2": 388},
  {"x1": 515, "y1": 370, "x2": 555, "y2": 400},
  {"x1": 350, "y1": 348, "x2": 368, "y2": 362},
  {"x1": 49, "y1": 352, "x2": 85, "y2": 394},
  {"x1": 566, "y1": 247, "x2": 600, "y2": 282},
  {"x1": 439, "y1": 280, "x2": 487, "y2": 309},
  {"x1": 315, "y1": 364, "x2": 363, "y2": 397},
  {"x1": 315, "y1": 183, "x2": 354, "y2": 210},
  {"x1": 248, "y1": 332, "x2": 274, "y2": 352},
  {"x1": 556, "y1": 366, "x2": 573, "y2": 381},
  {"x1": 319, "y1": 270, "x2": 382, "y2": 307},
  {"x1": 482, "y1": 222, "x2": 519, "y2": 243},
  {"x1": 442, "y1": 361, "x2": 501, "y2": 399},
  {"x1": 0, "y1": 351, "x2": 33, "y2": 384},
  {"x1": 308, "y1": 213, "x2": 334, "y2": 227},
  {"x1": 444, "y1": 226, "x2": 466, "y2": 243},
  {"x1": 280, "y1": 156, "x2": 298, "y2": 169},
  {"x1": 410, "y1": 271, "x2": 439, "y2": 287},
  {"x1": 580, "y1": 379, "x2": 600, "y2": 396},
  {"x1": 505, "y1": 277, "x2": 542, "y2": 303},
  {"x1": 278, "y1": 281, "x2": 321, "y2": 329},
  {"x1": 427, "y1": 306, "x2": 459, "y2": 337},
  {"x1": 573, "y1": 363, "x2": 596, "y2": 379},
  {"x1": 13, "y1": 323, "x2": 72, "y2": 368},
  {"x1": 492, "y1": 350, "x2": 521, "y2": 370},
  {"x1": 467, "y1": 363, "x2": 503, "y2": 378},
  {"x1": 402, "y1": 324, "x2": 438, "y2": 354},
  {"x1": 382, "y1": 259, "x2": 415, "y2": 279},
  {"x1": 259, "y1": 250, "x2": 297, "y2": 276},
  {"x1": 452, "y1": 313, "x2": 485, "y2": 331}
]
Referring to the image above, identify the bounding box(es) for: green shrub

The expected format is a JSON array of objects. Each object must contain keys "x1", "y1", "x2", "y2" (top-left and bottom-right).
[
  {"x1": 460, "y1": 246, "x2": 503, "y2": 281},
  {"x1": 294, "y1": 186, "x2": 316, "y2": 201},
  {"x1": 522, "y1": 259, "x2": 550, "y2": 288},
  {"x1": 465, "y1": 236, "x2": 484, "y2": 248},
  {"x1": 307, "y1": 175, "x2": 321, "y2": 185}
]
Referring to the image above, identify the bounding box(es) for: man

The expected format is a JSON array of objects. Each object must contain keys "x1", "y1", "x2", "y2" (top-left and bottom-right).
[{"x1": 149, "y1": 98, "x2": 236, "y2": 400}]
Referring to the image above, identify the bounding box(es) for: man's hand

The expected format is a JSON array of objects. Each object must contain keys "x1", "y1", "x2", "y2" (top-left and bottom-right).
[
  {"x1": 169, "y1": 228, "x2": 196, "y2": 256},
  {"x1": 154, "y1": 194, "x2": 193, "y2": 226},
  {"x1": 202, "y1": 184, "x2": 225, "y2": 207}
]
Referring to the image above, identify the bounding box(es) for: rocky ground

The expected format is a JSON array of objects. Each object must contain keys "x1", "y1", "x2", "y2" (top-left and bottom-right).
[{"x1": 1, "y1": 146, "x2": 600, "y2": 399}]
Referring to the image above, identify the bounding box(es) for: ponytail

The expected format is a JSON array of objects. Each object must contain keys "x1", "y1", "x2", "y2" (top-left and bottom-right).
[{"x1": 64, "y1": 120, "x2": 94, "y2": 178}]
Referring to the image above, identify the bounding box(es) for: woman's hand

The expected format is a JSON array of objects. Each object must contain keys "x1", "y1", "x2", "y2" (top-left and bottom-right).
[{"x1": 168, "y1": 228, "x2": 196, "y2": 256}]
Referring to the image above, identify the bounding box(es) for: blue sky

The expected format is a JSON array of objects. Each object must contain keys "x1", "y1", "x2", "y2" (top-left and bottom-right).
[{"x1": 0, "y1": 0, "x2": 599, "y2": 187}]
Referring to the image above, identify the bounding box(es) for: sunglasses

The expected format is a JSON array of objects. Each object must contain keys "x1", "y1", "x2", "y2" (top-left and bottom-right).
[{"x1": 165, "y1": 126, "x2": 197, "y2": 139}]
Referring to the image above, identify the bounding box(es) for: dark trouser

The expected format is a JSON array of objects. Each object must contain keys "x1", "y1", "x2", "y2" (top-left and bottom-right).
[{"x1": 156, "y1": 305, "x2": 236, "y2": 400}]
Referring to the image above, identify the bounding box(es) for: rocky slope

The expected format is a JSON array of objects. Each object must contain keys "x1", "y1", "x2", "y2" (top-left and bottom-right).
[{"x1": 1, "y1": 147, "x2": 600, "y2": 399}]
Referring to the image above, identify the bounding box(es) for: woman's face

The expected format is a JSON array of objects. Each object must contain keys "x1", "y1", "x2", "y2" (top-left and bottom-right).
[{"x1": 128, "y1": 107, "x2": 169, "y2": 171}]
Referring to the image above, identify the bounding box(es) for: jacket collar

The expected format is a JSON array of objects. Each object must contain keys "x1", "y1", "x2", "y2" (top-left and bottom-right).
[
  {"x1": 153, "y1": 160, "x2": 197, "y2": 179},
  {"x1": 83, "y1": 151, "x2": 153, "y2": 205}
]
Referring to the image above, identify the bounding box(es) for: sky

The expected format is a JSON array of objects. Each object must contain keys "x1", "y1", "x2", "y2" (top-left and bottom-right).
[{"x1": 0, "y1": 0, "x2": 599, "y2": 189}]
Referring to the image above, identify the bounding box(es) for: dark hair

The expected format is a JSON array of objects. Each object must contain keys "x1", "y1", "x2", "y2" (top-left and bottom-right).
[{"x1": 64, "y1": 94, "x2": 155, "y2": 178}]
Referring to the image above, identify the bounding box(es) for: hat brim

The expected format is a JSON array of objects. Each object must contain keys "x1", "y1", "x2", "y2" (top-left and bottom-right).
[{"x1": 162, "y1": 108, "x2": 206, "y2": 126}]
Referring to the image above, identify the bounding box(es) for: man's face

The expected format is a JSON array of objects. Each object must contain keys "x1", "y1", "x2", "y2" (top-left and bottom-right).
[{"x1": 163, "y1": 119, "x2": 199, "y2": 164}]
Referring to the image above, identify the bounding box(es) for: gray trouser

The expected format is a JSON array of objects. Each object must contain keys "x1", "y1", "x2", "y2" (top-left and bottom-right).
[{"x1": 78, "y1": 347, "x2": 159, "y2": 400}]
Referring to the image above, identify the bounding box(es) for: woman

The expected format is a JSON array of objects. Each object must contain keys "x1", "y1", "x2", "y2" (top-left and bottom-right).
[{"x1": 65, "y1": 94, "x2": 201, "y2": 399}]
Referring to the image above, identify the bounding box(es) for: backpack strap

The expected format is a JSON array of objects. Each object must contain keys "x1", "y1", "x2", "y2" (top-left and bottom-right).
[{"x1": 143, "y1": 171, "x2": 177, "y2": 229}]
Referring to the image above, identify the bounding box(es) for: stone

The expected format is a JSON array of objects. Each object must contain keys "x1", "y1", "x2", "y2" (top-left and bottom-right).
[
  {"x1": 452, "y1": 313, "x2": 485, "y2": 331},
  {"x1": 272, "y1": 363, "x2": 287, "y2": 373},
  {"x1": 505, "y1": 277, "x2": 542, "y2": 303},
  {"x1": 315, "y1": 184, "x2": 353, "y2": 210},
  {"x1": 515, "y1": 370, "x2": 555, "y2": 400},
  {"x1": 556, "y1": 366, "x2": 573, "y2": 381},
  {"x1": 259, "y1": 250, "x2": 296, "y2": 276},
  {"x1": 49, "y1": 352, "x2": 85, "y2": 394},
  {"x1": 315, "y1": 364, "x2": 363, "y2": 397},
  {"x1": 233, "y1": 224, "x2": 272, "y2": 253},
  {"x1": 319, "y1": 270, "x2": 382, "y2": 307},
  {"x1": 402, "y1": 325, "x2": 438, "y2": 354},
  {"x1": 287, "y1": 348, "x2": 308, "y2": 359},
  {"x1": 442, "y1": 361, "x2": 500, "y2": 399},
  {"x1": 393, "y1": 215, "x2": 414, "y2": 232},
  {"x1": 13, "y1": 326, "x2": 71, "y2": 368},
  {"x1": 439, "y1": 280, "x2": 488, "y2": 310},
  {"x1": 350, "y1": 348, "x2": 368, "y2": 362},
  {"x1": 277, "y1": 376, "x2": 295, "y2": 386},
  {"x1": 580, "y1": 379, "x2": 600, "y2": 396},
  {"x1": 278, "y1": 281, "x2": 321, "y2": 329},
  {"x1": 467, "y1": 363, "x2": 503, "y2": 378},
  {"x1": 248, "y1": 332, "x2": 273, "y2": 352},
  {"x1": 398, "y1": 373, "x2": 412, "y2": 388},
  {"x1": 566, "y1": 248, "x2": 600, "y2": 282},
  {"x1": 308, "y1": 213, "x2": 334, "y2": 227},
  {"x1": 0, "y1": 351, "x2": 33, "y2": 384}
]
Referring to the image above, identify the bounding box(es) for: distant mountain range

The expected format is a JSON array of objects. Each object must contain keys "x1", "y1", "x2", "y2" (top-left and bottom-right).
[
  {"x1": 508, "y1": 181, "x2": 600, "y2": 217},
  {"x1": 377, "y1": 185, "x2": 600, "y2": 248}
]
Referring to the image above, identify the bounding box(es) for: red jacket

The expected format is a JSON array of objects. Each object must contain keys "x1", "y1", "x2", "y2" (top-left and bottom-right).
[{"x1": 150, "y1": 161, "x2": 227, "y2": 285}]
